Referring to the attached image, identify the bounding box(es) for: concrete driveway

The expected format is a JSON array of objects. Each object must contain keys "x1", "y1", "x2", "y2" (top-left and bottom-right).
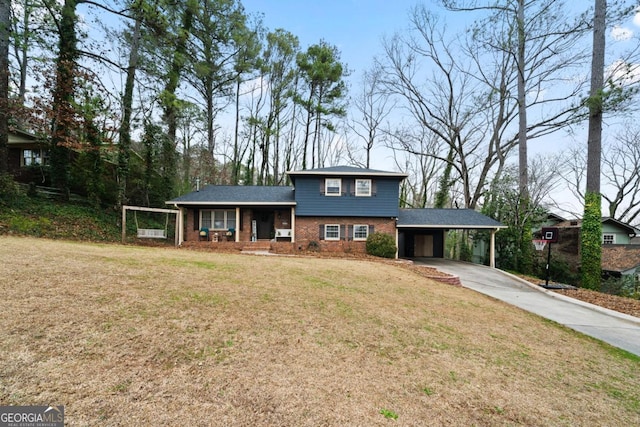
[{"x1": 415, "y1": 258, "x2": 640, "y2": 356}]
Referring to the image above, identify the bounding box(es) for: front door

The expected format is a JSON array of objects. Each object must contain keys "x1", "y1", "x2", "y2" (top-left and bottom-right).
[{"x1": 254, "y1": 210, "x2": 274, "y2": 240}]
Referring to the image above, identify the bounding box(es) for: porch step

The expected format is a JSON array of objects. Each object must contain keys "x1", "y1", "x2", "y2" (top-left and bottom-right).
[{"x1": 241, "y1": 241, "x2": 272, "y2": 254}]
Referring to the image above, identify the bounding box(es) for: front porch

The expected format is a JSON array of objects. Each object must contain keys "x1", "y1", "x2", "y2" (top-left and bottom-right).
[{"x1": 178, "y1": 206, "x2": 296, "y2": 246}]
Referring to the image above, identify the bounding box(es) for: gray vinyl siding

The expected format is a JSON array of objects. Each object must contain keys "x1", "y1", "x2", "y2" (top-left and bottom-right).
[{"x1": 294, "y1": 176, "x2": 401, "y2": 217}]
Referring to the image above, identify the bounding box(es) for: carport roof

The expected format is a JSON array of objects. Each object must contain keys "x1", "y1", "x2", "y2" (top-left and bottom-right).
[
  {"x1": 167, "y1": 185, "x2": 295, "y2": 206},
  {"x1": 397, "y1": 208, "x2": 505, "y2": 229}
]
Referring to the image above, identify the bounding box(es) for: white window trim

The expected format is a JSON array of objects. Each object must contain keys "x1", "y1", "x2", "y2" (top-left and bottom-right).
[
  {"x1": 325, "y1": 224, "x2": 340, "y2": 240},
  {"x1": 602, "y1": 233, "x2": 615, "y2": 245},
  {"x1": 353, "y1": 224, "x2": 369, "y2": 241},
  {"x1": 22, "y1": 149, "x2": 48, "y2": 167},
  {"x1": 355, "y1": 179, "x2": 371, "y2": 197},
  {"x1": 325, "y1": 178, "x2": 341, "y2": 196},
  {"x1": 201, "y1": 209, "x2": 236, "y2": 231}
]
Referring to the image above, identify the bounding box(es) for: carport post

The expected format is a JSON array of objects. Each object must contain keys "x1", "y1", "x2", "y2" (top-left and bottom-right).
[{"x1": 489, "y1": 228, "x2": 496, "y2": 268}]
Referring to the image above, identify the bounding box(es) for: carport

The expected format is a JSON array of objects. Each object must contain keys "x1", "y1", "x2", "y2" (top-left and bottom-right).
[{"x1": 397, "y1": 208, "x2": 506, "y2": 267}]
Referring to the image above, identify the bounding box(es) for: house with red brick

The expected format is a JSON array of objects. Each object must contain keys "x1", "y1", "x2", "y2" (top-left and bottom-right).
[{"x1": 167, "y1": 166, "x2": 505, "y2": 264}]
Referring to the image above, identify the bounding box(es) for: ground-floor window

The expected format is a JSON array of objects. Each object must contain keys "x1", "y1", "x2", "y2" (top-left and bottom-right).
[
  {"x1": 22, "y1": 149, "x2": 49, "y2": 166},
  {"x1": 602, "y1": 233, "x2": 615, "y2": 245},
  {"x1": 201, "y1": 209, "x2": 236, "y2": 231},
  {"x1": 353, "y1": 224, "x2": 369, "y2": 240},
  {"x1": 319, "y1": 223, "x2": 375, "y2": 241},
  {"x1": 324, "y1": 224, "x2": 340, "y2": 240}
]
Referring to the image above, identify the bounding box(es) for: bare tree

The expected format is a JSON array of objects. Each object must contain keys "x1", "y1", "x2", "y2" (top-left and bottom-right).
[
  {"x1": 377, "y1": 6, "x2": 516, "y2": 209},
  {"x1": 602, "y1": 124, "x2": 640, "y2": 225},
  {"x1": 349, "y1": 67, "x2": 394, "y2": 169},
  {"x1": 443, "y1": 0, "x2": 590, "y2": 200},
  {"x1": 385, "y1": 125, "x2": 442, "y2": 208},
  {"x1": 558, "y1": 123, "x2": 640, "y2": 226}
]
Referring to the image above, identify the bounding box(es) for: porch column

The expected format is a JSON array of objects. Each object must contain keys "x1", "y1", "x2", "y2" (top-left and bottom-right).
[
  {"x1": 175, "y1": 207, "x2": 183, "y2": 246},
  {"x1": 235, "y1": 208, "x2": 240, "y2": 242},
  {"x1": 290, "y1": 207, "x2": 296, "y2": 242},
  {"x1": 489, "y1": 228, "x2": 496, "y2": 268}
]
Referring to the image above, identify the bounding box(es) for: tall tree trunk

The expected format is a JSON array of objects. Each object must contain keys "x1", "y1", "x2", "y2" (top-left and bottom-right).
[
  {"x1": 0, "y1": 0, "x2": 10, "y2": 174},
  {"x1": 516, "y1": 0, "x2": 528, "y2": 200},
  {"x1": 516, "y1": 0, "x2": 533, "y2": 274},
  {"x1": 581, "y1": 0, "x2": 606, "y2": 290},
  {"x1": 301, "y1": 91, "x2": 313, "y2": 170},
  {"x1": 50, "y1": 0, "x2": 79, "y2": 200},
  {"x1": 117, "y1": 16, "x2": 141, "y2": 210},
  {"x1": 162, "y1": 4, "x2": 193, "y2": 158},
  {"x1": 232, "y1": 77, "x2": 241, "y2": 184}
]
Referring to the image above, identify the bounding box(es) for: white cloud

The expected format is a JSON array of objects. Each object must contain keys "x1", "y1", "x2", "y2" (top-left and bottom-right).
[
  {"x1": 634, "y1": 7, "x2": 640, "y2": 27},
  {"x1": 611, "y1": 26, "x2": 633, "y2": 41}
]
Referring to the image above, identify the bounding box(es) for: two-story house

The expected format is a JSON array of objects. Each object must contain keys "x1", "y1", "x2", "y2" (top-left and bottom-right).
[{"x1": 167, "y1": 166, "x2": 505, "y2": 265}]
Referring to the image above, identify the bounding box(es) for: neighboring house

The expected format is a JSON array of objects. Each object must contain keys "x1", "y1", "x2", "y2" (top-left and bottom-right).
[
  {"x1": 7, "y1": 129, "x2": 48, "y2": 183},
  {"x1": 536, "y1": 213, "x2": 566, "y2": 230},
  {"x1": 167, "y1": 166, "x2": 505, "y2": 264},
  {"x1": 552, "y1": 217, "x2": 637, "y2": 245},
  {"x1": 539, "y1": 217, "x2": 640, "y2": 279},
  {"x1": 601, "y1": 245, "x2": 640, "y2": 280}
]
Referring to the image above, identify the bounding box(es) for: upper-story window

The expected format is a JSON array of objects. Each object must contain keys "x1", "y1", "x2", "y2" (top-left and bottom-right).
[
  {"x1": 325, "y1": 178, "x2": 341, "y2": 196},
  {"x1": 602, "y1": 233, "x2": 615, "y2": 245},
  {"x1": 355, "y1": 179, "x2": 371, "y2": 197}
]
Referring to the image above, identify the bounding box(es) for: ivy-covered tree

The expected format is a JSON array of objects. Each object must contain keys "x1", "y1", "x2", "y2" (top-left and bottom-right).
[
  {"x1": 47, "y1": 0, "x2": 80, "y2": 200},
  {"x1": 0, "y1": 0, "x2": 9, "y2": 174},
  {"x1": 581, "y1": 0, "x2": 606, "y2": 290}
]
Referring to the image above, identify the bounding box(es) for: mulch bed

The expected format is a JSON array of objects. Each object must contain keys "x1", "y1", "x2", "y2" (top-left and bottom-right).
[{"x1": 553, "y1": 288, "x2": 640, "y2": 318}]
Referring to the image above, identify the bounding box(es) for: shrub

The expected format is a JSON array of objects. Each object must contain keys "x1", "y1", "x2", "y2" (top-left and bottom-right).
[
  {"x1": 602, "y1": 275, "x2": 640, "y2": 300},
  {"x1": 366, "y1": 232, "x2": 396, "y2": 258},
  {"x1": 0, "y1": 173, "x2": 21, "y2": 203}
]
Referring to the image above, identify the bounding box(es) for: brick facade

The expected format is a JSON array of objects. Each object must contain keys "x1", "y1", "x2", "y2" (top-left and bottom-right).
[
  {"x1": 184, "y1": 208, "x2": 293, "y2": 243},
  {"x1": 294, "y1": 216, "x2": 396, "y2": 253},
  {"x1": 182, "y1": 210, "x2": 397, "y2": 255}
]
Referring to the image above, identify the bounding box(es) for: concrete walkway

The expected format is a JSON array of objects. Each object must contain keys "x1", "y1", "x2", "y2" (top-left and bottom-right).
[{"x1": 415, "y1": 258, "x2": 640, "y2": 356}]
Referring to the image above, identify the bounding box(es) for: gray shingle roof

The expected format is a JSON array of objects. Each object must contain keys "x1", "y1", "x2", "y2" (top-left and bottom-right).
[
  {"x1": 287, "y1": 165, "x2": 408, "y2": 179},
  {"x1": 397, "y1": 208, "x2": 505, "y2": 228},
  {"x1": 167, "y1": 185, "x2": 295, "y2": 205}
]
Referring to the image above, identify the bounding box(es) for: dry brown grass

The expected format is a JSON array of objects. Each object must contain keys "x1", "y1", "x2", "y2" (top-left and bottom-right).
[{"x1": 1, "y1": 236, "x2": 639, "y2": 426}]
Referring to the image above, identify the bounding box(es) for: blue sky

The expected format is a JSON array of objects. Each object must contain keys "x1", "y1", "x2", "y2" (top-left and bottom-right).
[{"x1": 241, "y1": 0, "x2": 417, "y2": 81}]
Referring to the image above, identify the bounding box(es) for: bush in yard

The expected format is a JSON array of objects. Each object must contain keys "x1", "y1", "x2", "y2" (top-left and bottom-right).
[
  {"x1": 366, "y1": 232, "x2": 397, "y2": 258},
  {"x1": 0, "y1": 174, "x2": 21, "y2": 203}
]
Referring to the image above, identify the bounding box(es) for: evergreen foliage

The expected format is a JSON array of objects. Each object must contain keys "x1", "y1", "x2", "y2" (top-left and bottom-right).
[
  {"x1": 365, "y1": 232, "x2": 397, "y2": 259},
  {"x1": 581, "y1": 191, "x2": 602, "y2": 290}
]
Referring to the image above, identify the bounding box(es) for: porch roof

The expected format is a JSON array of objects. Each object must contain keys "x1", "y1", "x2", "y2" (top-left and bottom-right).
[
  {"x1": 167, "y1": 185, "x2": 295, "y2": 206},
  {"x1": 397, "y1": 208, "x2": 505, "y2": 229}
]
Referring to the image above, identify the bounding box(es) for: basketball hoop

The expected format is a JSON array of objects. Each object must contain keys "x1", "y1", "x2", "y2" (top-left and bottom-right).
[{"x1": 532, "y1": 239, "x2": 547, "y2": 251}]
